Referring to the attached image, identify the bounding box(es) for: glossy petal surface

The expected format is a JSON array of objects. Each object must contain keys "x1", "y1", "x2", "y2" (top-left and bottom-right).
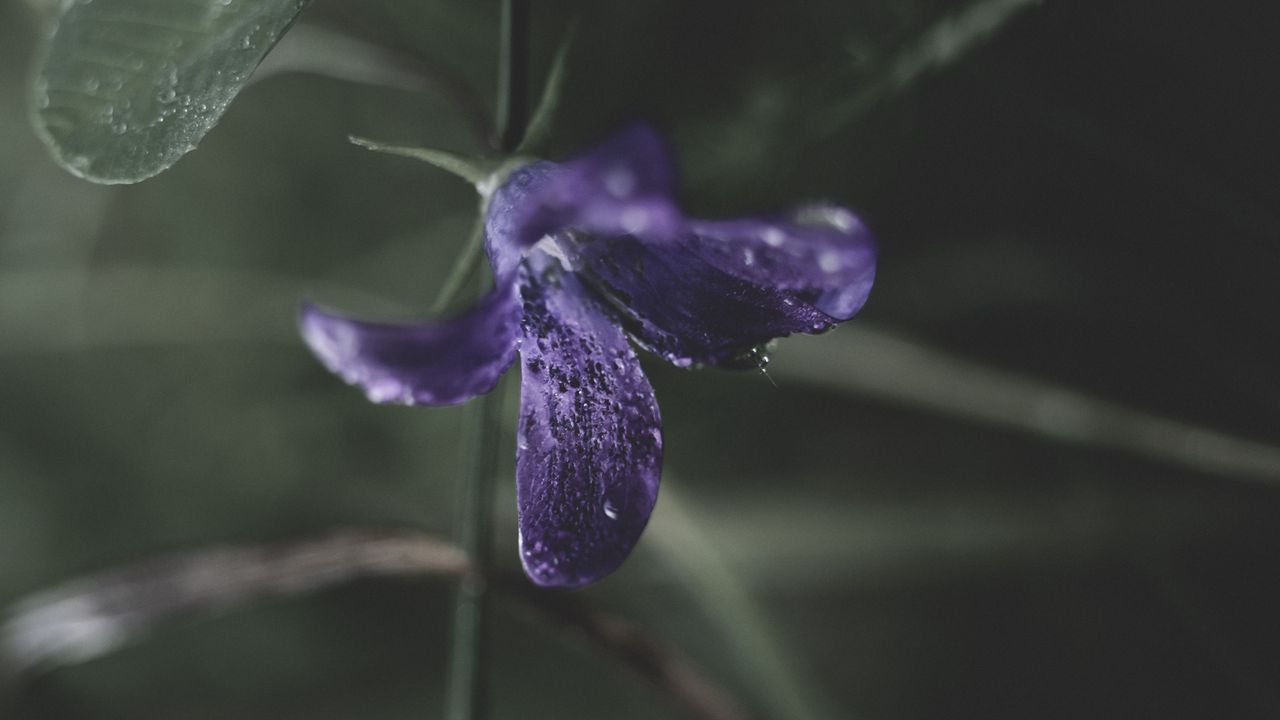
[
  {"x1": 570, "y1": 207, "x2": 875, "y2": 367},
  {"x1": 515, "y1": 253, "x2": 662, "y2": 587},
  {"x1": 299, "y1": 280, "x2": 519, "y2": 406}
]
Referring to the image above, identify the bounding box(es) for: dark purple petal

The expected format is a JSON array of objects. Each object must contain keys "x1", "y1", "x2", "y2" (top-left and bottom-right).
[
  {"x1": 569, "y1": 206, "x2": 875, "y2": 367},
  {"x1": 484, "y1": 125, "x2": 682, "y2": 276},
  {"x1": 686, "y1": 203, "x2": 877, "y2": 320},
  {"x1": 515, "y1": 252, "x2": 662, "y2": 588},
  {"x1": 299, "y1": 279, "x2": 520, "y2": 406}
]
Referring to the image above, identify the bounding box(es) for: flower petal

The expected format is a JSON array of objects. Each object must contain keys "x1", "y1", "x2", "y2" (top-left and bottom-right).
[
  {"x1": 484, "y1": 125, "x2": 682, "y2": 277},
  {"x1": 299, "y1": 279, "x2": 520, "y2": 406},
  {"x1": 686, "y1": 203, "x2": 877, "y2": 320},
  {"x1": 570, "y1": 206, "x2": 875, "y2": 367},
  {"x1": 515, "y1": 253, "x2": 662, "y2": 588}
]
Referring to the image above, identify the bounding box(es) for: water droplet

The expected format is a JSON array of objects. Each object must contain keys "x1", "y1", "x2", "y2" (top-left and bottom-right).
[
  {"x1": 157, "y1": 88, "x2": 176, "y2": 103},
  {"x1": 602, "y1": 500, "x2": 618, "y2": 520},
  {"x1": 724, "y1": 345, "x2": 770, "y2": 371}
]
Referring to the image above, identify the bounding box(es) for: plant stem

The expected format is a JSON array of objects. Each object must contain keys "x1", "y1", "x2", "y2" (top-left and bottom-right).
[
  {"x1": 430, "y1": 219, "x2": 485, "y2": 316},
  {"x1": 445, "y1": 4, "x2": 531, "y2": 719},
  {"x1": 495, "y1": 0, "x2": 530, "y2": 153},
  {"x1": 445, "y1": 388, "x2": 502, "y2": 720}
]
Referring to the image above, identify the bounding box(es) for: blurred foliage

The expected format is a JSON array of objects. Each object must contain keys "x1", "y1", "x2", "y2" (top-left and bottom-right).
[{"x1": 2, "y1": 0, "x2": 1280, "y2": 718}]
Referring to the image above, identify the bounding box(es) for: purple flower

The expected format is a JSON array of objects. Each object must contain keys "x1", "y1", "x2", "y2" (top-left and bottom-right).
[{"x1": 299, "y1": 126, "x2": 876, "y2": 588}]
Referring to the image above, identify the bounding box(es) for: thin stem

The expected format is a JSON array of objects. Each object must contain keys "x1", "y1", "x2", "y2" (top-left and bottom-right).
[
  {"x1": 495, "y1": 0, "x2": 530, "y2": 153},
  {"x1": 430, "y1": 217, "x2": 485, "y2": 316},
  {"x1": 445, "y1": 7, "x2": 533, "y2": 717},
  {"x1": 445, "y1": 389, "x2": 502, "y2": 720}
]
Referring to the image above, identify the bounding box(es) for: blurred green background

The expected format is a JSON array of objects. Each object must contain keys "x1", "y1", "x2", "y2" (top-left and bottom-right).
[{"x1": 3, "y1": 0, "x2": 1280, "y2": 718}]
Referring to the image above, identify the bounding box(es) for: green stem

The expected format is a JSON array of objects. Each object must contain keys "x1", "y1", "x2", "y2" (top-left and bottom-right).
[
  {"x1": 495, "y1": 0, "x2": 530, "y2": 153},
  {"x1": 445, "y1": 388, "x2": 502, "y2": 720},
  {"x1": 430, "y1": 218, "x2": 485, "y2": 316},
  {"x1": 445, "y1": 4, "x2": 531, "y2": 719}
]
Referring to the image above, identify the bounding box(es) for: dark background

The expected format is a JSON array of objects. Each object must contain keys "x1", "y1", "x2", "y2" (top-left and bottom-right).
[{"x1": 2, "y1": 0, "x2": 1279, "y2": 717}]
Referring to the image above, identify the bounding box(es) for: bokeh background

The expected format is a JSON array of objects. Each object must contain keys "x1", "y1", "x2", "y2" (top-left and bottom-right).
[{"x1": 3, "y1": 0, "x2": 1280, "y2": 718}]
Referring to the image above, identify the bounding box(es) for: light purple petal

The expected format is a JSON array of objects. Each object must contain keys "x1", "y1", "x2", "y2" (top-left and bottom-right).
[
  {"x1": 484, "y1": 125, "x2": 682, "y2": 277},
  {"x1": 515, "y1": 252, "x2": 662, "y2": 588},
  {"x1": 568, "y1": 205, "x2": 876, "y2": 367},
  {"x1": 299, "y1": 279, "x2": 520, "y2": 406}
]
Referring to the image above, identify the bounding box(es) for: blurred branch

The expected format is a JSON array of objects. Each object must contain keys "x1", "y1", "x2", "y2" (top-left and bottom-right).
[
  {"x1": 778, "y1": 326, "x2": 1280, "y2": 483},
  {"x1": 0, "y1": 528, "x2": 750, "y2": 720},
  {"x1": 691, "y1": 0, "x2": 1038, "y2": 185},
  {"x1": 816, "y1": 0, "x2": 1039, "y2": 137},
  {"x1": 1, "y1": 529, "x2": 467, "y2": 674}
]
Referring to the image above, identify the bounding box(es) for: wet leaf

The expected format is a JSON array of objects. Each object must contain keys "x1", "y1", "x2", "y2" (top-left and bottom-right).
[{"x1": 31, "y1": 0, "x2": 312, "y2": 184}]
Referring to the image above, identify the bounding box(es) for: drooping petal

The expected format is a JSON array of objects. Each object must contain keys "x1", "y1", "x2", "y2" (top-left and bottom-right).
[
  {"x1": 484, "y1": 125, "x2": 682, "y2": 277},
  {"x1": 568, "y1": 206, "x2": 875, "y2": 367},
  {"x1": 686, "y1": 203, "x2": 877, "y2": 320},
  {"x1": 299, "y1": 279, "x2": 520, "y2": 406},
  {"x1": 515, "y1": 252, "x2": 662, "y2": 588}
]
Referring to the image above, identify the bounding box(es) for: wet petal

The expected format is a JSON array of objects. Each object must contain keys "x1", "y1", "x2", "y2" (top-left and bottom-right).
[
  {"x1": 484, "y1": 125, "x2": 681, "y2": 276},
  {"x1": 299, "y1": 279, "x2": 520, "y2": 406},
  {"x1": 571, "y1": 213, "x2": 874, "y2": 367},
  {"x1": 686, "y1": 203, "x2": 877, "y2": 320},
  {"x1": 515, "y1": 253, "x2": 662, "y2": 588}
]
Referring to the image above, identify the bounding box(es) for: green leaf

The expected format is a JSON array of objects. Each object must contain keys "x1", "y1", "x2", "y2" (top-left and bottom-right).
[{"x1": 30, "y1": 0, "x2": 313, "y2": 184}]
